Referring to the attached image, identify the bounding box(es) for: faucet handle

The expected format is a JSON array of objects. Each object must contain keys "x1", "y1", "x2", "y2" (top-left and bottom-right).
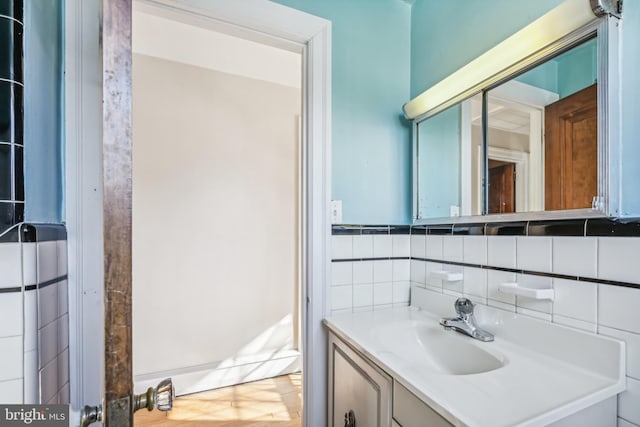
[{"x1": 454, "y1": 298, "x2": 474, "y2": 316}]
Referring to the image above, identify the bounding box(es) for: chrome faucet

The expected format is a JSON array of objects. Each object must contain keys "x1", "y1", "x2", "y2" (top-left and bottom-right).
[{"x1": 440, "y1": 298, "x2": 494, "y2": 342}]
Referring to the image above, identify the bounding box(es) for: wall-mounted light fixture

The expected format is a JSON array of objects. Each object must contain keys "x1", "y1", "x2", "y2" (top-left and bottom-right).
[{"x1": 402, "y1": 0, "x2": 622, "y2": 120}]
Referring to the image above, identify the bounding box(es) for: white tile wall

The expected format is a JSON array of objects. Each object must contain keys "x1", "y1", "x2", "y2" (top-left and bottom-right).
[
  {"x1": 353, "y1": 235, "x2": 373, "y2": 258},
  {"x1": 411, "y1": 234, "x2": 426, "y2": 258},
  {"x1": 599, "y1": 326, "x2": 640, "y2": 381},
  {"x1": 463, "y1": 236, "x2": 487, "y2": 265},
  {"x1": 0, "y1": 243, "x2": 21, "y2": 288},
  {"x1": 618, "y1": 376, "x2": 640, "y2": 426},
  {"x1": 353, "y1": 284, "x2": 373, "y2": 308},
  {"x1": 374, "y1": 282, "x2": 393, "y2": 305},
  {"x1": 24, "y1": 349, "x2": 38, "y2": 403},
  {"x1": 392, "y1": 235, "x2": 410, "y2": 257},
  {"x1": 331, "y1": 235, "x2": 352, "y2": 259},
  {"x1": 373, "y1": 235, "x2": 392, "y2": 258},
  {"x1": 0, "y1": 292, "x2": 22, "y2": 337},
  {"x1": 373, "y1": 260, "x2": 392, "y2": 283},
  {"x1": 617, "y1": 417, "x2": 637, "y2": 427},
  {"x1": 515, "y1": 274, "x2": 552, "y2": 314},
  {"x1": 353, "y1": 261, "x2": 374, "y2": 284},
  {"x1": 410, "y1": 259, "x2": 426, "y2": 284},
  {"x1": 37, "y1": 241, "x2": 59, "y2": 283},
  {"x1": 442, "y1": 236, "x2": 463, "y2": 262},
  {"x1": 553, "y1": 314, "x2": 596, "y2": 333},
  {"x1": 57, "y1": 240, "x2": 68, "y2": 276},
  {"x1": 553, "y1": 237, "x2": 597, "y2": 277},
  {"x1": 426, "y1": 235, "x2": 443, "y2": 259},
  {"x1": 599, "y1": 238, "x2": 640, "y2": 283},
  {"x1": 516, "y1": 236, "x2": 552, "y2": 272},
  {"x1": 0, "y1": 336, "x2": 22, "y2": 381},
  {"x1": 487, "y1": 270, "x2": 516, "y2": 305},
  {"x1": 0, "y1": 379, "x2": 23, "y2": 404},
  {"x1": 39, "y1": 283, "x2": 59, "y2": 328},
  {"x1": 332, "y1": 262, "x2": 352, "y2": 286},
  {"x1": 553, "y1": 279, "x2": 597, "y2": 323},
  {"x1": 487, "y1": 236, "x2": 517, "y2": 268},
  {"x1": 425, "y1": 262, "x2": 443, "y2": 291},
  {"x1": 330, "y1": 285, "x2": 352, "y2": 311},
  {"x1": 463, "y1": 267, "x2": 487, "y2": 301},
  {"x1": 599, "y1": 285, "x2": 640, "y2": 334},
  {"x1": 392, "y1": 260, "x2": 410, "y2": 281},
  {"x1": 40, "y1": 359, "x2": 58, "y2": 405},
  {"x1": 22, "y1": 242, "x2": 37, "y2": 286}
]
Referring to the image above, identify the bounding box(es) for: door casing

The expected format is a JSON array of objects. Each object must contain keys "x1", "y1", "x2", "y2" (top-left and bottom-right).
[{"x1": 65, "y1": 0, "x2": 332, "y2": 425}]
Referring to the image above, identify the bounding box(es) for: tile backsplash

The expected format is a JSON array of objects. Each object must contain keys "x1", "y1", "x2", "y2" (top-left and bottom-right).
[
  {"x1": 0, "y1": 223, "x2": 68, "y2": 404},
  {"x1": 331, "y1": 218, "x2": 640, "y2": 427}
]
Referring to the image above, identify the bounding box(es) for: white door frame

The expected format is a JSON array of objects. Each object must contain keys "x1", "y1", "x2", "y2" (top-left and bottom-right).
[{"x1": 65, "y1": 1, "x2": 332, "y2": 425}]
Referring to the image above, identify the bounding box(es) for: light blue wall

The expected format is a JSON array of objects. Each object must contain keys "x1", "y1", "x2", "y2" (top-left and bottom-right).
[
  {"x1": 24, "y1": 0, "x2": 64, "y2": 223},
  {"x1": 410, "y1": 0, "x2": 564, "y2": 98},
  {"x1": 417, "y1": 105, "x2": 460, "y2": 219},
  {"x1": 556, "y1": 38, "x2": 597, "y2": 98},
  {"x1": 272, "y1": 0, "x2": 413, "y2": 224}
]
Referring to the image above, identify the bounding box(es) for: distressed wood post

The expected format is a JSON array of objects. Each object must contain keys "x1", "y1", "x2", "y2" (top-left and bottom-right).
[{"x1": 101, "y1": 0, "x2": 133, "y2": 425}]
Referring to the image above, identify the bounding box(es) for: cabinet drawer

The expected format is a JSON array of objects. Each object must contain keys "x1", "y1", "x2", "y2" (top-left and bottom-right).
[{"x1": 393, "y1": 381, "x2": 453, "y2": 427}]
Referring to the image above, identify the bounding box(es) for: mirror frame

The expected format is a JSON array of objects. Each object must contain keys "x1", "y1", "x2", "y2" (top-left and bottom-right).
[{"x1": 411, "y1": 11, "x2": 621, "y2": 224}]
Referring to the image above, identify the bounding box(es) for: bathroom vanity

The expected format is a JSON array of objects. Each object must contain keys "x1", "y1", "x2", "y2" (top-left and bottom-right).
[{"x1": 325, "y1": 286, "x2": 625, "y2": 427}]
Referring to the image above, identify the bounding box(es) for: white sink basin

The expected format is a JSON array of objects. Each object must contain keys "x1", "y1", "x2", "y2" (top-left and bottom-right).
[{"x1": 372, "y1": 320, "x2": 506, "y2": 375}]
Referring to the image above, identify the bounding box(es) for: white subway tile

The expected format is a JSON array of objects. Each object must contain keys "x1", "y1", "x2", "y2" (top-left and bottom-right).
[
  {"x1": 58, "y1": 349, "x2": 69, "y2": 390},
  {"x1": 553, "y1": 314, "x2": 596, "y2": 333},
  {"x1": 553, "y1": 237, "x2": 597, "y2": 277},
  {"x1": 487, "y1": 299, "x2": 516, "y2": 313},
  {"x1": 24, "y1": 349, "x2": 38, "y2": 403},
  {"x1": 331, "y1": 308, "x2": 351, "y2": 316},
  {"x1": 463, "y1": 236, "x2": 487, "y2": 265},
  {"x1": 373, "y1": 235, "x2": 392, "y2": 258},
  {"x1": 58, "y1": 280, "x2": 68, "y2": 316},
  {"x1": 353, "y1": 236, "x2": 373, "y2": 258},
  {"x1": 443, "y1": 288, "x2": 463, "y2": 298},
  {"x1": 515, "y1": 274, "x2": 552, "y2": 314},
  {"x1": 331, "y1": 236, "x2": 352, "y2": 260},
  {"x1": 373, "y1": 260, "x2": 392, "y2": 283},
  {"x1": 618, "y1": 376, "x2": 640, "y2": 425},
  {"x1": 373, "y1": 282, "x2": 393, "y2": 306},
  {"x1": 463, "y1": 267, "x2": 487, "y2": 300},
  {"x1": 374, "y1": 304, "x2": 394, "y2": 311},
  {"x1": 353, "y1": 261, "x2": 374, "y2": 284},
  {"x1": 0, "y1": 379, "x2": 22, "y2": 404},
  {"x1": 40, "y1": 358, "x2": 59, "y2": 406},
  {"x1": 0, "y1": 243, "x2": 21, "y2": 288},
  {"x1": 598, "y1": 237, "x2": 640, "y2": 283},
  {"x1": 553, "y1": 279, "x2": 597, "y2": 323},
  {"x1": 353, "y1": 284, "x2": 373, "y2": 308},
  {"x1": 330, "y1": 286, "x2": 352, "y2": 311},
  {"x1": 24, "y1": 290, "x2": 37, "y2": 351},
  {"x1": 59, "y1": 383, "x2": 70, "y2": 404},
  {"x1": 487, "y1": 236, "x2": 517, "y2": 269},
  {"x1": 392, "y1": 260, "x2": 410, "y2": 281},
  {"x1": 599, "y1": 285, "x2": 640, "y2": 334},
  {"x1": 393, "y1": 281, "x2": 411, "y2": 304},
  {"x1": 0, "y1": 292, "x2": 22, "y2": 337},
  {"x1": 410, "y1": 260, "x2": 426, "y2": 284},
  {"x1": 599, "y1": 326, "x2": 640, "y2": 381},
  {"x1": 392, "y1": 235, "x2": 410, "y2": 257},
  {"x1": 426, "y1": 235, "x2": 443, "y2": 259},
  {"x1": 37, "y1": 241, "x2": 59, "y2": 283},
  {"x1": 516, "y1": 237, "x2": 552, "y2": 272},
  {"x1": 425, "y1": 262, "x2": 443, "y2": 290},
  {"x1": 22, "y1": 242, "x2": 36, "y2": 286},
  {"x1": 516, "y1": 306, "x2": 552, "y2": 322},
  {"x1": 331, "y1": 262, "x2": 352, "y2": 286},
  {"x1": 39, "y1": 320, "x2": 59, "y2": 367},
  {"x1": 57, "y1": 240, "x2": 68, "y2": 276},
  {"x1": 487, "y1": 269, "x2": 516, "y2": 304},
  {"x1": 441, "y1": 265, "x2": 463, "y2": 295},
  {"x1": 443, "y1": 236, "x2": 463, "y2": 262},
  {"x1": 59, "y1": 314, "x2": 69, "y2": 351},
  {"x1": 411, "y1": 235, "x2": 426, "y2": 258},
  {"x1": 39, "y1": 283, "x2": 59, "y2": 328},
  {"x1": 617, "y1": 418, "x2": 636, "y2": 427},
  {"x1": 0, "y1": 336, "x2": 22, "y2": 381}
]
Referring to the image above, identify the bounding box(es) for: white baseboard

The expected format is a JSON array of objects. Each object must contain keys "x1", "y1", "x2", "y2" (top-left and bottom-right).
[{"x1": 133, "y1": 350, "x2": 301, "y2": 396}]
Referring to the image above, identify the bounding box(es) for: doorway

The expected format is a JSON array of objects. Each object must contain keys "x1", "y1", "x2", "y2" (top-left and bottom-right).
[{"x1": 131, "y1": 1, "x2": 303, "y2": 422}]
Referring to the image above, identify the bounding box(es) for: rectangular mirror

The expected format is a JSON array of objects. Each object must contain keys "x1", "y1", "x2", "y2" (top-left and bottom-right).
[
  {"x1": 485, "y1": 36, "x2": 598, "y2": 214},
  {"x1": 412, "y1": 8, "x2": 618, "y2": 222}
]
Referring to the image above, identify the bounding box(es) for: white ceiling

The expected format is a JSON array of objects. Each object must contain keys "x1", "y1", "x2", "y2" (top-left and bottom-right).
[{"x1": 132, "y1": 9, "x2": 302, "y2": 89}]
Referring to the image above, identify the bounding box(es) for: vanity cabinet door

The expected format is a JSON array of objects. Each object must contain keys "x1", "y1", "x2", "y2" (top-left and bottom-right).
[
  {"x1": 328, "y1": 332, "x2": 392, "y2": 427},
  {"x1": 393, "y1": 381, "x2": 453, "y2": 427}
]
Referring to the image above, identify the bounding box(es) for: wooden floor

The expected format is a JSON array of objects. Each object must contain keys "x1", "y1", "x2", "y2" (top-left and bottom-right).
[{"x1": 135, "y1": 374, "x2": 302, "y2": 426}]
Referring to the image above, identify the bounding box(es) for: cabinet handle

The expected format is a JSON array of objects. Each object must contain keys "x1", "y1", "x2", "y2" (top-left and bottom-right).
[{"x1": 344, "y1": 409, "x2": 356, "y2": 427}]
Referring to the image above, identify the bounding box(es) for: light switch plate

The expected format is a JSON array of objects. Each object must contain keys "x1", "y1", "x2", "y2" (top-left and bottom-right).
[{"x1": 331, "y1": 200, "x2": 343, "y2": 224}]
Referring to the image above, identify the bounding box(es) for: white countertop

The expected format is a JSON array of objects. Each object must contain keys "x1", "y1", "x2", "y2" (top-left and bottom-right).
[{"x1": 324, "y1": 287, "x2": 625, "y2": 427}]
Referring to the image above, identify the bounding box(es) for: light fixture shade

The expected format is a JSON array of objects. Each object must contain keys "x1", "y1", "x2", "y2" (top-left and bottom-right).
[{"x1": 403, "y1": 0, "x2": 598, "y2": 120}]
